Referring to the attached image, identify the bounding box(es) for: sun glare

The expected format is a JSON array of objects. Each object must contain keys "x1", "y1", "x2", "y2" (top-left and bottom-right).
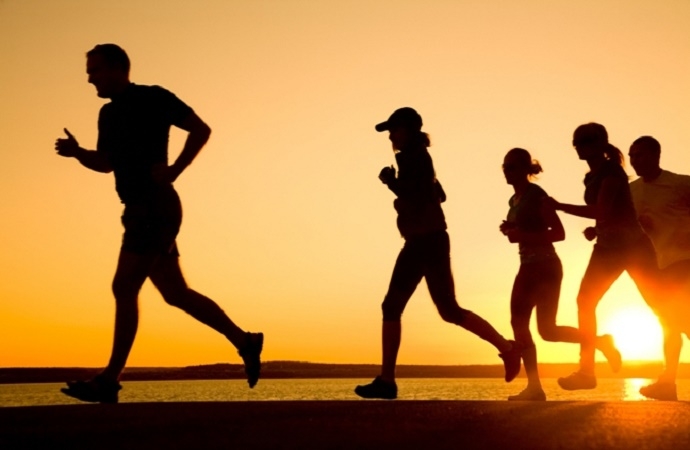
[{"x1": 602, "y1": 306, "x2": 663, "y2": 362}]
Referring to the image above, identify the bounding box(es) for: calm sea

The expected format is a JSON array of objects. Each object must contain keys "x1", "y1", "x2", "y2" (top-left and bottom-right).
[{"x1": 2, "y1": 378, "x2": 688, "y2": 407}]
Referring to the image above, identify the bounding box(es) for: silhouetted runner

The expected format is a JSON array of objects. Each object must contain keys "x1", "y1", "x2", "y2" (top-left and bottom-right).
[
  {"x1": 629, "y1": 135, "x2": 690, "y2": 401},
  {"x1": 354, "y1": 107, "x2": 521, "y2": 400},
  {"x1": 54, "y1": 44, "x2": 263, "y2": 403},
  {"x1": 500, "y1": 148, "x2": 620, "y2": 401},
  {"x1": 545, "y1": 123, "x2": 661, "y2": 391}
]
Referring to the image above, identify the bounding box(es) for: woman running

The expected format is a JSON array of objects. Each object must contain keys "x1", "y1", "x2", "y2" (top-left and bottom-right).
[
  {"x1": 545, "y1": 123, "x2": 660, "y2": 390},
  {"x1": 501, "y1": 148, "x2": 620, "y2": 400},
  {"x1": 354, "y1": 107, "x2": 521, "y2": 400}
]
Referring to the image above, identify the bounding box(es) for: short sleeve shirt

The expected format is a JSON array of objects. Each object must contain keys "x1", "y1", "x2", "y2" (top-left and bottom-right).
[
  {"x1": 630, "y1": 170, "x2": 690, "y2": 269},
  {"x1": 97, "y1": 83, "x2": 193, "y2": 204}
]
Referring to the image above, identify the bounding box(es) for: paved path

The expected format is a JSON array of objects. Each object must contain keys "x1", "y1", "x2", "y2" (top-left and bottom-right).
[{"x1": 2, "y1": 401, "x2": 690, "y2": 449}]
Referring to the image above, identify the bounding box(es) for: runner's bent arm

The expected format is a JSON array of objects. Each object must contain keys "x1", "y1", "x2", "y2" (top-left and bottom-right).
[
  {"x1": 54, "y1": 128, "x2": 112, "y2": 173},
  {"x1": 167, "y1": 112, "x2": 212, "y2": 182}
]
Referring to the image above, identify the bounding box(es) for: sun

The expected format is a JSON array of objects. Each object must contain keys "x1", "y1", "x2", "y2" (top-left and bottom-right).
[{"x1": 601, "y1": 305, "x2": 663, "y2": 362}]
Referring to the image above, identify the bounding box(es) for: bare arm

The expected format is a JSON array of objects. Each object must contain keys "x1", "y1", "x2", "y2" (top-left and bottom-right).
[
  {"x1": 546, "y1": 175, "x2": 625, "y2": 222},
  {"x1": 548, "y1": 198, "x2": 596, "y2": 219},
  {"x1": 154, "y1": 112, "x2": 211, "y2": 183},
  {"x1": 54, "y1": 128, "x2": 112, "y2": 173}
]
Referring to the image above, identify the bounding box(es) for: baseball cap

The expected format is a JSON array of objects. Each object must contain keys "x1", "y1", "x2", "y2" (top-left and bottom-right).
[{"x1": 375, "y1": 107, "x2": 423, "y2": 132}]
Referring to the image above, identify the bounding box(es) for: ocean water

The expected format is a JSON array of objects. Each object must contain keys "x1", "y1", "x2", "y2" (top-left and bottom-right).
[{"x1": 2, "y1": 378, "x2": 688, "y2": 407}]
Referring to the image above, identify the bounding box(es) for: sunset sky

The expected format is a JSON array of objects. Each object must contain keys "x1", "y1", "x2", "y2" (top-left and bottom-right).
[{"x1": 1, "y1": 0, "x2": 689, "y2": 368}]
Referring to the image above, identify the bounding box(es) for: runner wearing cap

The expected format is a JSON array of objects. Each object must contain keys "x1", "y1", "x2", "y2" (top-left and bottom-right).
[{"x1": 354, "y1": 107, "x2": 522, "y2": 400}]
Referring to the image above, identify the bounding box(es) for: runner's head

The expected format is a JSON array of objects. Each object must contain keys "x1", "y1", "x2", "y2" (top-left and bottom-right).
[
  {"x1": 86, "y1": 44, "x2": 130, "y2": 98},
  {"x1": 503, "y1": 148, "x2": 542, "y2": 185},
  {"x1": 629, "y1": 136, "x2": 661, "y2": 178},
  {"x1": 375, "y1": 107, "x2": 430, "y2": 151},
  {"x1": 572, "y1": 123, "x2": 623, "y2": 165}
]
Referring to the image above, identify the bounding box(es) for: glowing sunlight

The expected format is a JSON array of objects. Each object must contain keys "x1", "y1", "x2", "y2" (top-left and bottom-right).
[{"x1": 603, "y1": 305, "x2": 663, "y2": 362}]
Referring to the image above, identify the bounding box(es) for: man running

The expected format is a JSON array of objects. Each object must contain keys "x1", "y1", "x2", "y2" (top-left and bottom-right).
[
  {"x1": 55, "y1": 44, "x2": 263, "y2": 403},
  {"x1": 629, "y1": 135, "x2": 690, "y2": 400}
]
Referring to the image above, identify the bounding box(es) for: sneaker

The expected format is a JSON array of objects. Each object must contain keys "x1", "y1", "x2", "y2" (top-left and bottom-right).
[
  {"x1": 60, "y1": 375, "x2": 122, "y2": 404},
  {"x1": 557, "y1": 371, "x2": 597, "y2": 390},
  {"x1": 354, "y1": 376, "x2": 397, "y2": 400},
  {"x1": 598, "y1": 334, "x2": 622, "y2": 373},
  {"x1": 639, "y1": 381, "x2": 677, "y2": 401},
  {"x1": 238, "y1": 332, "x2": 264, "y2": 388},
  {"x1": 508, "y1": 386, "x2": 546, "y2": 401},
  {"x1": 499, "y1": 340, "x2": 522, "y2": 382}
]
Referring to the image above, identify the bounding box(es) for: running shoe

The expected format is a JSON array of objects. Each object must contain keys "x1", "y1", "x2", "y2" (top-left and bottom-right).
[
  {"x1": 508, "y1": 386, "x2": 546, "y2": 401},
  {"x1": 639, "y1": 381, "x2": 677, "y2": 401},
  {"x1": 239, "y1": 332, "x2": 264, "y2": 388},
  {"x1": 60, "y1": 375, "x2": 122, "y2": 404},
  {"x1": 557, "y1": 371, "x2": 597, "y2": 390},
  {"x1": 499, "y1": 340, "x2": 522, "y2": 382},
  {"x1": 598, "y1": 334, "x2": 622, "y2": 373},
  {"x1": 354, "y1": 376, "x2": 398, "y2": 400}
]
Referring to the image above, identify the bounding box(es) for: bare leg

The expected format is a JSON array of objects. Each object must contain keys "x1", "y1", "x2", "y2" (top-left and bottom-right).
[
  {"x1": 424, "y1": 242, "x2": 511, "y2": 353},
  {"x1": 661, "y1": 325, "x2": 682, "y2": 383},
  {"x1": 512, "y1": 314, "x2": 540, "y2": 388},
  {"x1": 101, "y1": 249, "x2": 158, "y2": 381},
  {"x1": 149, "y1": 254, "x2": 246, "y2": 348},
  {"x1": 537, "y1": 295, "x2": 584, "y2": 344},
  {"x1": 459, "y1": 312, "x2": 511, "y2": 353},
  {"x1": 380, "y1": 320, "x2": 401, "y2": 382},
  {"x1": 576, "y1": 247, "x2": 623, "y2": 375}
]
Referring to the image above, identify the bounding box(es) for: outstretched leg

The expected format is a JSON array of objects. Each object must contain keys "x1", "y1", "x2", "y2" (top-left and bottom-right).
[
  {"x1": 424, "y1": 232, "x2": 519, "y2": 381},
  {"x1": 148, "y1": 254, "x2": 246, "y2": 347},
  {"x1": 149, "y1": 254, "x2": 263, "y2": 388},
  {"x1": 558, "y1": 245, "x2": 624, "y2": 391}
]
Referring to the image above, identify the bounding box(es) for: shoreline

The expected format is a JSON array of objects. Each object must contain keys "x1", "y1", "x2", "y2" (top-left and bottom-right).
[{"x1": 0, "y1": 360, "x2": 680, "y2": 384}]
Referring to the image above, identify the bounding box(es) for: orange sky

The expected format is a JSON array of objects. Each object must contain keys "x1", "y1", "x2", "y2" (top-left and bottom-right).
[{"x1": 1, "y1": 0, "x2": 689, "y2": 368}]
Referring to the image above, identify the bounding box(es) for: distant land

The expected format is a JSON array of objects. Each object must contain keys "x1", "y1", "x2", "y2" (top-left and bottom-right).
[{"x1": 2, "y1": 361, "x2": 689, "y2": 384}]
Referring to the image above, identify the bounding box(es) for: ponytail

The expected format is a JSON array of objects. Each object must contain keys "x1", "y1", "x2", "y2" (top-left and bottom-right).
[
  {"x1": 604, "y1": 143, "x2": 624, "y2": 166},
  {"x1": 417, "y1": 131, "x2": 431, "y2": 148},
  {"x1": 506, "y1": 147, "x2": 543, "y2": 178}
]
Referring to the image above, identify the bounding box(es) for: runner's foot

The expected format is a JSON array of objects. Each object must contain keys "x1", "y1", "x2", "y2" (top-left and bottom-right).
[
  {"x1": 354, "y1": 376, "x2": 397, "y2": 400},
  {"x1": 557, "y1": 371, "x2": 597, "y2": 391},
  {"x1": 238, "y1": 332, "x2": 263, "y2": 388},
  {"x1": 508, "y1": 386, "x2": 546, "y2": 401},
  {"x1": 60, "y1": 375, "x2": 122, "y2": 403},
  {"x1": 499, "y1": 340, "x2": 522, "y2": 382},
  {"x1": 639, "y1": 380, "x2": 677, "y2": 401}
]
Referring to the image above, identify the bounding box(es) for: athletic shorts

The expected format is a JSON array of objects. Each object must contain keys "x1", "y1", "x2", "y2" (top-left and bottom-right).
[{"x1": 121, "y1": 187, "x2": 182, "y2": 256}]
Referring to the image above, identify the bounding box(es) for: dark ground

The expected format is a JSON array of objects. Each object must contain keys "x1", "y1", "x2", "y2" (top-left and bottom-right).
[{"x1": 2, "y1": 401, "x2": 690, "y2": 449}]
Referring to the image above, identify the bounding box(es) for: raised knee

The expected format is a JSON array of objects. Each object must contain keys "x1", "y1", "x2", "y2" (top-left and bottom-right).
[
  {"x1": 438, "y1": 305, "x2": 469, "y2": 325},
  {"x1": 537, "y1": 325, "x2": 558, "y2": 342},
  {"x1": 161, "y1": 293, "x2": 182, "y2": 307}
]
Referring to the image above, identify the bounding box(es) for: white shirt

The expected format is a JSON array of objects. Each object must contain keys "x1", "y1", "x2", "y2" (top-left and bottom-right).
[{"x1": 630, "y1": 169, "x2": 690, "y2": 269}]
